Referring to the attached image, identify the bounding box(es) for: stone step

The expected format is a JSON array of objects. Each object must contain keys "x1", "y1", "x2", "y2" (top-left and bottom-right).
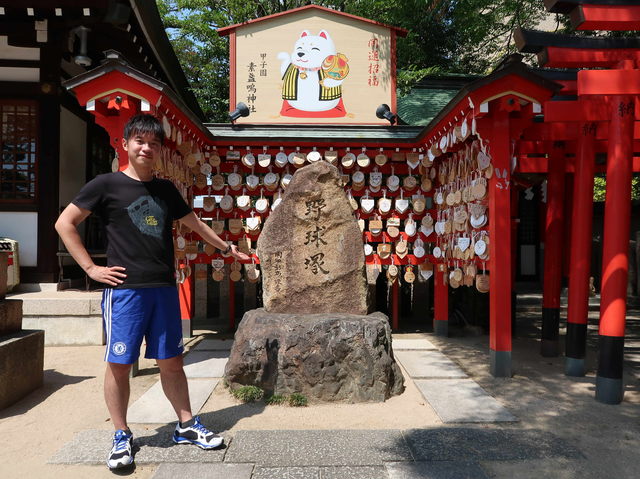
[
  {"x1": 48, "y1": 427, "x2": 226, "y2": 465},
  {"x1": 11, "y1": 282, "x2": 59, "y2": 293},
  {"x1": 225, "y1": 430, "x2": 413, "y2": 467},
  {"x1": 49, "y1": 427, "x2": 584, "y2": 474},
  {"x1": 8, "y1": 291, "x2": 103, "y2": 345},
  {"x1": 414, "y1": 379, "x2": 517, "y2": 423},
  {"x1": 127, "y1": 379, "x2": 218, "y2": 424}
]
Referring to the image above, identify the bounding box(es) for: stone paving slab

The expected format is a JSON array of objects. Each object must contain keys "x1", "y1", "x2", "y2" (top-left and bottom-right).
[
  {"x1": 252, "y1": 467, "x2": 319, "y2": 479},
  {"x1": 128, "y1": 379, "x2": 218, "y2": 424},
  {"x1": 183, "y1": 350, "x2": 229, "y2": 378},
  {"x1": 225, "y1": 430, "x2": 413, "y2": 466},
  {"x1": 392, "y1": 339, "x2": 437, "y2": 350},
  {"x1": 193, "y1": 339, "x2": 235, "y2": 351},
  {"x1": 48, "y1": 428, "x2": 227, "y2": 465},
  {"x1": 414, "y1": 379, "x2": 517, "y2": 423},
  {"x1": 394, "y1": 350, "x2": 467, "y2": 379},
  {"x1": 322, "y1": 466, "x2": 389, "y2": 478},
  {"x1": 152, "y1": 463, "x2": 254, "y2": 478},
  {"x1": 385, "y1": 461, "x2": 490, "y2": 479},
  {"x1": 403, "y1": 428, "x2": 585, "y2": 461}
]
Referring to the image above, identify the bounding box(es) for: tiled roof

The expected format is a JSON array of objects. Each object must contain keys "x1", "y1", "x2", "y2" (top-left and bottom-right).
[{"x1": 396, "y1": 75, "x2": 482, "y2": 126}]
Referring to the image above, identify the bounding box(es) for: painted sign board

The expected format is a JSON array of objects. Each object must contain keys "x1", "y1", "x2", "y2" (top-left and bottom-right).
[{"x1": 219, "y1": 6, "x2": 405, "y2": 124}]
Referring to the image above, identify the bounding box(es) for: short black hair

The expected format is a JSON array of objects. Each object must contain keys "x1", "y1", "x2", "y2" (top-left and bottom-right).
[{"x1": 123, "y1": 113, "x2": 165, "y2": 146}]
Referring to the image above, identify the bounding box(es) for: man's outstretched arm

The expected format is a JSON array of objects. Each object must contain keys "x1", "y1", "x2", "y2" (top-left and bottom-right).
[{"x1": 178, "y1": 212, "x2": 251, "y2": 262}]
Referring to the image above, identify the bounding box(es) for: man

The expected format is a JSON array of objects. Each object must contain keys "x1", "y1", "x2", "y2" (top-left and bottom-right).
[{"x1": 55, "y1": 113, "x2": 249, "y2": 469}]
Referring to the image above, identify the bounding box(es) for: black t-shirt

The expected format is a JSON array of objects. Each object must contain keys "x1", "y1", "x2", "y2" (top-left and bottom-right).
[{"x1": 72, "y1": 172, "x2": 192, "y2": 288}]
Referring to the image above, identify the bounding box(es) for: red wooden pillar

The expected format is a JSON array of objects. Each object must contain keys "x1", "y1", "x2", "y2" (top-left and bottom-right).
[
  {"x1": 511, "y1": 187, "x2": 519, "y2": 337},
  {"x1": 489, "y1": 108, "x2": 512, "y2": 377},
  {"x1": 566, "y1": 123, "x2": 596, "y2": 376},
  {"x1": 229, "y1": 277, "x2": 236, "y2": 330},
  {"x1": 597, "y1": 92, "x2": 635, "y2": 404},
  {"x1": 562, "y1": 174, "x2": 574, "y2": 284},
  {"x1": 434, "y1": 267, "x2": 448, "y2": 336},
  {"x1": 179, "y1": 273, "x2": 194, "y2": 337},
  {"x1": 541, "y1": 142, "x2": 565, "y2": 357}
]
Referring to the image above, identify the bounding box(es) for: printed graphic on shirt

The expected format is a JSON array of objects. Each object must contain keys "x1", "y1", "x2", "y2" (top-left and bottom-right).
[{"x1": 126, "y1": 195, "x2": 167, "y2": 239}]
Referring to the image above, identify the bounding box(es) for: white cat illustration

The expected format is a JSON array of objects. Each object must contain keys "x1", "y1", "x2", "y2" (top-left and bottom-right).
[{"x1": 276, "y1": 29, "x2": 349, "y2": 118}]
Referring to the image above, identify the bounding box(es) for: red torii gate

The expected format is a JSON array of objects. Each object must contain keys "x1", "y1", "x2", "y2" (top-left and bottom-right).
[{"x1": 515, "y1": 0, "x2": 640, "y2": 404}]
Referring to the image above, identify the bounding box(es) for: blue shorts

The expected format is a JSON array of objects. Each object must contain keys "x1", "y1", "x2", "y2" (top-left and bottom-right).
[{"x1": 102, "y1": 286, "x2": 184, "y2": 364}]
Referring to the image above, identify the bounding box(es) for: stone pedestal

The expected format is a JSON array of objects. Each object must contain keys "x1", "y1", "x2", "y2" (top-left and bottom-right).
[
  {"x1": 0, "y1": 330, "x2": 44, "y2": 410},
  {"x1": 0, "y1": 251, "x2": 44, "y2": 411},
  {"x1": 225, "y1": 308, "x2": 405, "y2": 402}
]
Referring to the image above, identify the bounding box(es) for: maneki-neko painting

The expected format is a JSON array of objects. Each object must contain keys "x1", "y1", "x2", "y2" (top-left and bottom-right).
[
  {"x1": 277, "y1": 29, "x2": 352, "y2": 118},
  {"x1": 219, "y1": 5, "x2": 402, "y2": 124}
]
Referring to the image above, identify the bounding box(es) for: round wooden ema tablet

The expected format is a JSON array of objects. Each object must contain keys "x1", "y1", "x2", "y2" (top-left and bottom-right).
[
  {"x1": 211, "y1": 174, "x2": 224, "y2": 190},
  {"x1": 453, "y1": 268, "x2": 463, "y2": 282},
  {"x1": 209, "y1": 154, "x2": 221, "y2": 167},
  {"x1": 388, "y1": 264, "x2": 398, "y2": 277},
  {"x1": 375, "y1": 154, "x2": 387, "y2": 166},
  {"x1": 212, "y1": 270, "x2": 225, "y2": 282},
  {"x1": 404, "y1": 266, "x2": 415, "y2": 283},
  {"x1": 247, "y1": 268, "x2": 260, "y2": 283},
  {"x1": 204, "y1": 243, "x2": 216, "y2": 255},
  {"x1": 476, "y1": 274, "x2": 490, "y2": 293},
  {"x1": 230, "y1": 270, "x2": 242, "y2": 282}
]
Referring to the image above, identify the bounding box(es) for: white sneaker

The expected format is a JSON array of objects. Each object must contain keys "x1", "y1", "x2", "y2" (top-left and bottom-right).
[
  {"x1": 173, "y1": 416, "x2": 223, "y2": 450},
  {"x1": 107, "y1": 429, "x2": 133, "y2": 469}
]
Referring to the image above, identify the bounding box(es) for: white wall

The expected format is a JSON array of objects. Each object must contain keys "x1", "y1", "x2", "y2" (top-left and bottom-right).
[
  {"x1": 59, "y1": 107, "x2": 87, "y2": 259},
  {"x1": 0, "y1": 36, "x2": 39, "y2": 81},
  {"x1": 59, "y1": 107, "x2": 87, "y2": 208},
  {"x1": 0, "y1": 212, "x2": 37, "y2": 267}
]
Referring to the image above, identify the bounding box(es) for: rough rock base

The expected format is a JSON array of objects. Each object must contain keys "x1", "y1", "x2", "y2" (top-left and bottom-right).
[{"x1": 225, "y1": 309, "x2": 405, "y2": 402}]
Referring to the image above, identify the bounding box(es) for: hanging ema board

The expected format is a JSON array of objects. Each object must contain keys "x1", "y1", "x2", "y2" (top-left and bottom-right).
[{"x1": 218, "y1": 5, "x2": 406, "y2": 124}]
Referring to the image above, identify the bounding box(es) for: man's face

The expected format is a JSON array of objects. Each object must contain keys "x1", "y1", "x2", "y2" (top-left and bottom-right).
[{"x1": 122, "y1": 132, "x2": 161, "y2": 170}]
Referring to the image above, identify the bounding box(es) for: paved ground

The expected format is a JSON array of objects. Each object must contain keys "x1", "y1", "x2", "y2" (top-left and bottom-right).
[{"x1": 2, "y1": 291, "x2": 640, "y2": 478}]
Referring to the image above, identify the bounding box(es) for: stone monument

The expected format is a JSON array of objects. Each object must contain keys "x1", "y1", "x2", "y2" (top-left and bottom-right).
[
  {"x1": 225, "y1": 162, "x2": 404, "y2": 402},
  {"x1": 0, "y1": 251, "x2": 44, "y2": 410}
]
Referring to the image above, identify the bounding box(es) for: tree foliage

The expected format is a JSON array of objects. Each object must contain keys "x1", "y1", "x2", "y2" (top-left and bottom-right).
[{"x1": 158, "y1": 0, "x2": 549, "y2": 122}]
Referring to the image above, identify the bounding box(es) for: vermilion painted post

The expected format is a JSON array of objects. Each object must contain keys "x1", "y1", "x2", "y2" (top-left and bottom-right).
[
  {"x1": 597, "y1": 92, "x2": 635, "y2": 404},
  {"x1": 541, "y1": 142, "x2": 565, "y2": 357},
  {"x1": 511, "y1": 188, "x2": 519, "y2": 336},
  {"x1": 179, "y1": 273, "x2": 194, "y2": 338},
  {"x1": 563, "y1": 174, "x2": 574, "y2": 284},
  {"x1": 566, "y1": 123, "x2": 596, "y2": 376},
  {"x1": 229, "y1": 277, "x2": 236, "y2": 331},
  {"x1": 434, "y1": 268, "x2": 448, "y2": 336},
  {"x1": 489, "y1": 108, "x2": 511, "y2": 377},
  {"x1": 392, "y1": 279, "x2": 399, "y2": 330}
]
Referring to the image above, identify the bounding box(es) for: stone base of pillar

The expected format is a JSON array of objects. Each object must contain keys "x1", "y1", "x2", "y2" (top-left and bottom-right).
[
  {"x1": 541, "y1": 307, "x2": 560, "y2": 357},
  {"x1": 511, "y1": 290, "x2": 517, "y2": 337},
  {"x1": 565, "y1": 357, "x2": 585, "y2": 377},
  {"x1": 595, "y1": 375, "x2": 624, "y2": 405},
  {"x1": 490, "y1": 349, "x2": 511, "y2": 378},
  {"x1": 434, "y1": 319, "x2": 448, "y2": 337}
]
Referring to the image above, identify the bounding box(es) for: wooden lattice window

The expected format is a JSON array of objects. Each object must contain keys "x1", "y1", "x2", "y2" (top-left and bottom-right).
[{"x1": 1, "y1": 100, "x2": 38, "y2": 203}]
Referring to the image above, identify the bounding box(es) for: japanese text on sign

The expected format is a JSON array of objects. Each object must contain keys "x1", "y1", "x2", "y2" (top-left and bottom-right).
[
  {"x1": 246, "y1": 53, "x2": 267, "y2": 113},
  {"x1": 368, "y1": 38, "x2": 379, "y2": 87}
]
